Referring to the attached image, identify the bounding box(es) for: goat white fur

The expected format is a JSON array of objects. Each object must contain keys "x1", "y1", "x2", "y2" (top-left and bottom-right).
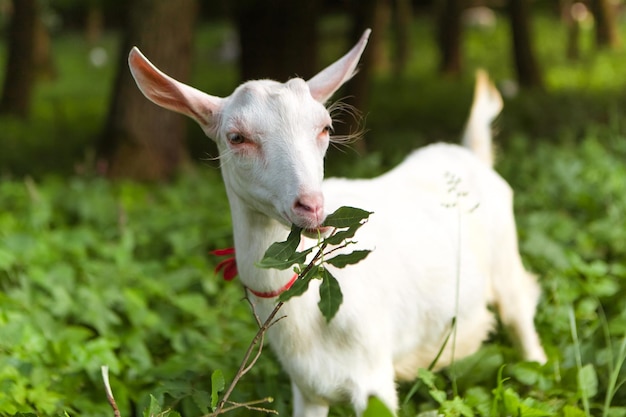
[{"x1": 128, "y1": 29, "x2": 546, "y2": 417}]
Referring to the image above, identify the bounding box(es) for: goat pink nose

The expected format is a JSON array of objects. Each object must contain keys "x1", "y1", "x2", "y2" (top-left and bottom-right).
[{"x1": 293, "y1": 193, "x2": 324, "y2": 221}]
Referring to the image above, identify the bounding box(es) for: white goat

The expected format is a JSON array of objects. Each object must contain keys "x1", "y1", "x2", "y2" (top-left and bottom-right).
[{"x1": 128, "y1": 29, "x2": 546, "y2": 417}]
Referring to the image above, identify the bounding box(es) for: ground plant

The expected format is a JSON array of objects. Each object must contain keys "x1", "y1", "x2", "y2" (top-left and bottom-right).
[
  {"x1": 2, "y1": 11, "x2": 626, "y2": 417},
  {"x1": 2, "y1": 132, "x2": 626, "y2": 416}
]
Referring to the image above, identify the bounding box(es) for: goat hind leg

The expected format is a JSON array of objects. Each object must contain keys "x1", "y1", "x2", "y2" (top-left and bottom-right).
[
  {"x1": 495, "y1": 265, "x2": 547, "y2": 364},
  {"x1": 352, "y1": 364, "x2": 398, "y2": 417}
]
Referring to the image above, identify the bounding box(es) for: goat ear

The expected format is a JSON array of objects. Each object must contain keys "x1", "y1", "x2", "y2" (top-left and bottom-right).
[
  {"x1": 128, "y1": 47, "x2": 223, "y2": 137},
  {"x1": 307, "y1": 29, "x2": 371, "y2": 103}
]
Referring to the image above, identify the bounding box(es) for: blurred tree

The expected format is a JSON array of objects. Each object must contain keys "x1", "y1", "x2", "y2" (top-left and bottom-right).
[
  {"x1": 341, "y1": 0, "x2": 389, "y2": 153},
  {"x1": 436, "y1": 0, "x2": 463, "y2": 75},
  {"x1": 590, "y1": 0, "x2": 619, "y2": 49},
  {"x1": 561, "y1": 0, "x2": 580, "y2": 60},
  {"x1": 85, "y1": 0, "x2": 104, "y2": 44},
  {"x1": 391, "y1": 0, "x2": 413, "y2": 76},
  {"x1": 233, "y1": 0, "x2": 320, "y2": 81},
  {"x1": 33, "y1": 7, "x2": 56, "y2": 81},
  {"x1": 347, "y1": 0, "x2": 387, "y2": 82},
  {"x1": 0, "y1": 0, "x2": 38, "y2": 117},
  {"x1": 508, "y1": 0, "x2": 543, "y2": 88},
  {"x1": 98, "y1": 0, "x2": 197, "y2": 180}
]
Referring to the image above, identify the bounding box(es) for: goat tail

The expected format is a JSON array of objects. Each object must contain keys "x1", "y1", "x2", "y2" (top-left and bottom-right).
[{"x1": 461, "y1": 69, "x2": 503, "y2": 167}]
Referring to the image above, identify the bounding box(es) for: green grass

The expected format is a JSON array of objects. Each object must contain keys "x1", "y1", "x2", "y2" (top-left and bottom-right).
[
  {"x1": 2, "y1": 130, "x2": 626, "y2": 416},
  {"x1": 2, "y1": 10, "x2": 626, "y2": 417}
]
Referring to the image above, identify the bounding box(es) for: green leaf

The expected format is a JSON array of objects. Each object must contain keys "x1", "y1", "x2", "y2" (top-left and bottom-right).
[
  {"x1": 192, "y1": 390, "x2": 212, "y2": 413},
  {"x1": 323, "y1": 206, "x2": 372, "y2": 228},
  {"x1": 440, "y1": 396, "x2": 473, "y2": 417},
  {"x1": 577, "y1": 363, "x2": 598, "y2": 399},
  {"x1": 211, "y1": 369, "x2": 225, "y2": 411},
  {"x1": 562, "y1": 405, "x2": 587, "y2": 417},
  {"x1": 256, "y1": 231, "x2": 314, "y2": 270},
  {"x1": 144, "y1": 395, "x2": 162, "y2": 417},
  {"x1": 262, "y1": 224, "x2": 302, "y2": 261},
  {"x1": 363, "y1": 396, "x2": 395, "y2": 417},
  {"x1": 317, "y1": 269, "x2": 343, "y2": 322},
  {"x1": 257, "y1": 256, "x2": 299, "y2": 270},
  {"x1": 0, "y1": 247, "x2": 17, "y2": 270},
  {"x1": 418, "y1": 368, "x2": 437, "y2": 389},
  {"x1": 287, "y1": 246, "x2": 314, "y2": 265},
  {"x1": 465, "y1": 387, "x2": 492, "y2": 417},
  {"x1": 606, "y1": 407, "x2": 626, "y2": 417},
  {"x1": 323, "y1": 223, "x2": 361, "y2": 245},
  {"x1": 326, "y1": 250, "x2": 370, "y2": 268},
  {"x1": 502, "y1": 388, "x2": 553, "y2": 417},
  {"x1": 279, "y1": 265, "x2": 321, "y2": 302},
  {"x1": 429, "y1": 389, "x2": 447, "y2": 405},
  {"x1": 258, "y1": 245, "x2": 313, "y2": 270}
]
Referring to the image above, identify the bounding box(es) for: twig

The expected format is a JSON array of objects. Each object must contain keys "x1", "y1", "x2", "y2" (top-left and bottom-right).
[
  {"x1": 241, "y1": 330, "x2": 265, "y2": 376},
  {"x1": 211, "y1": 240, "x2": 329, "y2": 416},
  {"x1": 211, "y1": 300, "x2": 286, "y2": 416},
  {"x1": 322, "y1": 240, "x2": 354, "y2": 258},
  {"x1": 205, "y1": 398, "x2": 278, "y2": 416},
  {"x1": 101, "y1": 366, "x2": 121, "y2": 417},
  {"x1": 225, "y1": 398, "x2": 279, "y2": 414}
]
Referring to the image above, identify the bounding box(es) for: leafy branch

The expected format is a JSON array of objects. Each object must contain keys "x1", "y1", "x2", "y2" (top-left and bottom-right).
[
  {"x1": 101, "y1": 206, "x2": 372, "y2": 417},
  {"x1": 210, "y1": 206, "x2": 372, "y2": 414}
]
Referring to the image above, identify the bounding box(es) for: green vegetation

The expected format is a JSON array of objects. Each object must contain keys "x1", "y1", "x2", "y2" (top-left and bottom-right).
[{"x1": 2, "y1": 12, "x2": 626, "y2": 417}]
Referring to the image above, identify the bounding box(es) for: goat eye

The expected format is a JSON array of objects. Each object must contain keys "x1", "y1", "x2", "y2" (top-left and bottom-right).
[
  {"x1": 227, "y1": 132, "x2": 246, "y2": 145},
  {"x1": 323, "y1": 125, "x2": 334, "y2": 135}
]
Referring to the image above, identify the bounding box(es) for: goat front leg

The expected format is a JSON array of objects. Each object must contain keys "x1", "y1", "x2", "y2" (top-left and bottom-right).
[
  {"x1": 351, "y1": 364, "x2": 399, "y2": 417},
  {"x1": 292, "y1": 382, "x2": 330, "y2": 417}
]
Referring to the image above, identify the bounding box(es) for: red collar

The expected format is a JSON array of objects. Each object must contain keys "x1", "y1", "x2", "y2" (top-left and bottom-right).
[
  {"x1": 211, "y1": 247, "x2": 298, "y2": 298},
  {"x1": 247, "y1": 273, "x2": 298, "y2": 298}
]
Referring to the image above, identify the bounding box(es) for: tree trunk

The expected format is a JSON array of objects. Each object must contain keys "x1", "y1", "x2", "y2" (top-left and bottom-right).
[
  {"x1": 0, "y1": 0, "x2": 37, "y2": 118},
  {"x1": 85, "y1": 4, "x2": 104, "y2": 45},
  {"x1": 341, "y1": 0, "x2": 390, "y2": 154},
  {"x1": 392, "y1": 0, "x2": 413, "y2": 76},
  {"x1": 98, "y1": 0, "x2": 197, "y2": 181},
  {"x1": 560, "y1": 0, "x2": 580, "y2": 60},
  {"x1": 33, "y1": 13, "x2": 56, "y2": 81},
  {"x1": 508, "y1": 0, "x2": 543, "y2": 89},
  {"x1": 436, "y1": 0, "x2": 463, "y2": 75},
  {"x1": 235, "y1": 0, "x2": 319, "y2": 82},
  {"x1": 590, "y1": 0, "x2": 619, "y2": 49}
]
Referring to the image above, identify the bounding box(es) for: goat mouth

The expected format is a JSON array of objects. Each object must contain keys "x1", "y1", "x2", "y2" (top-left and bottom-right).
[
  {"x1": 282, "y1": 212, "x2": 330, "y2": 237},
  {"x1": 303, "y1": 226, "x2": 332, "y2": 239}
]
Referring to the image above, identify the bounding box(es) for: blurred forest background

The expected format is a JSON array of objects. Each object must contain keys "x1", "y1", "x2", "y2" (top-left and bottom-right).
[
  {"x1": 3, "y1": 1, "x2": 626, "y2": 417},
  {"x1": 1, "y1": 0, "x2": 625, "y2": 180}
]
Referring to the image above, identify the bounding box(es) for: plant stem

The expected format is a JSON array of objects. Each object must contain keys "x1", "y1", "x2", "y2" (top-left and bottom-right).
[
  {"x1": 569, "y1": 307, "x2": 591, "y2": 417},
  {"x1": 211, "y1": 239, "x2": 329, "y2": 415},
  {"x1": 211, "y1": 299, "x2": 285, "y2": 415}
]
